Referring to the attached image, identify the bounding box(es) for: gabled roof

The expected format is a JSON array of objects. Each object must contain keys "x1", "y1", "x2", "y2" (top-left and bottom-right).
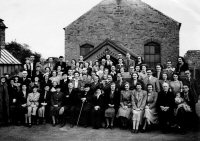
[
  {"x1": 0, "y1": 48, "x2": 21, "y2": 65},
  {"x1": 64, "y1": 0, "x2": 180, "y2": 30},
  {"x1": 84, "y1": 39, "x2": 138, "y2": 60}
]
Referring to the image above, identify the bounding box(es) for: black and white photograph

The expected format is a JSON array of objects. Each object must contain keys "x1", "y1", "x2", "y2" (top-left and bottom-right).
[{"x1": 0, "y1": 0, "x2": 200, "y2": 140}]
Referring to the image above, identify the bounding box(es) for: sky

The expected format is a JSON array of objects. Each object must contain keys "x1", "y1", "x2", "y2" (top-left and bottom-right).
[{"x1": 0, "y1": 0, "x2": 200, "y2": 59}]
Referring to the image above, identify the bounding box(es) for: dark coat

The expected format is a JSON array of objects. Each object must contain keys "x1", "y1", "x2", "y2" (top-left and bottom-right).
[
  {"x1": 55, "y1": 61, "x2": 66, "y2": 71},
  {"x1": 64, "y1": 88, "x2": 80, "y2": 107},
  {"x1": 60, "y1": 79, "x2": 70, "y2": 94},
  {"x1": 105, "y1": 90, "x2": 120, "y2": 111},
  {"x1": 39, "y1": 91, "x2": 51, "y2": 107},
  {"x1": 157, "y1": 90, "x2": 175, "y2": 112},
  {"x1": 51, "y1": 91, "x2": 65, "y2": 107},
  {"x1": 182, "y1": 78, "x2": 199, "y2": 103},
  {"x1": 0, "y1": 82, "x2": 10, "y2": 122}
]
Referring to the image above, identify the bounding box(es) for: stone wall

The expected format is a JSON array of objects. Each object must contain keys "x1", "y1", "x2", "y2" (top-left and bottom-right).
[{"x1": 64, "y1": 0, "x2": 180, "y2": 66}]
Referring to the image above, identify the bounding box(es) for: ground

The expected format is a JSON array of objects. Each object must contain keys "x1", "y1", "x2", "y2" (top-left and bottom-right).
[{"x1": 0, "y1": 124, "x2": 200, "y2": 141}]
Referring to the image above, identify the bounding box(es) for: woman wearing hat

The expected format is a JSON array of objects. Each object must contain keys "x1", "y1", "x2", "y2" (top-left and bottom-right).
[
  {"x1": 50, "y1": 85, "x2": 65, "y2": 126},
  {"x1": 27, "y1": 85, "x2": 40, "y2": 127},
  {"x1": 91, "y1": 86, "x2": 105, "y2": 129},
  {"x1": 0, "y1": 76, "x2": 10, "y2": 125}
]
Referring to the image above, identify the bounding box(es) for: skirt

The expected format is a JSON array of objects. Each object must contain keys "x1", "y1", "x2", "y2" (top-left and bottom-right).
[
  {"x1": 50, "y1": 106, "x2": 61, "y2": 116},
  {"x1": 144, "y1": 108, "x2": 158, "y2": 124},
  {"x1": 132, "y1": 110, "x2": 143, "y2": 122},
  {"x1": 117, "y1": 107, "x2": 131, "y2": 119},
  {"x1": 105, "y1": 107, "x2": 115, "y2": 118}
]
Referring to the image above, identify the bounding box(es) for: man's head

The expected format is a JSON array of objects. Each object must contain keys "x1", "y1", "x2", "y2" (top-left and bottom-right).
[
  {"x1": 162, "y1": 82, "x2": 169, "y2": 92},
  {"x1": 185, "y1": 70, "x2": 191, "y2": 78},
  {"x1": 183, "y1": 85, "x2": 189, "y2": 93},
  {"x1": 22, "y1": 71, "x2": 28, "y2": 78}
]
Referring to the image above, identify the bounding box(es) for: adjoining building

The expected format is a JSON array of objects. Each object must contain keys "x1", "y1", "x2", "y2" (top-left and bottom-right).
[{"x1": 0, "y1": 19, "x2": 21, "y2": 76}]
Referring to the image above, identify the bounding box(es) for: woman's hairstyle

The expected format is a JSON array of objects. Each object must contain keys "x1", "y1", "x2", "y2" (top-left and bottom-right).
[{"x1": 147, "y1": 84, "x2": 153, "y2": 88}]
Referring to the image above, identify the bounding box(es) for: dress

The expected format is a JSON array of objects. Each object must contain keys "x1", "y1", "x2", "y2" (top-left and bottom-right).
[
  {"x1": 117, "y1": 90, "x2": 132, "y2": 119},
  {"x1": 169, "y1": 81, "x2": 183, "y2": 95},
  {"x1": 132, "y1": 90, "x2": 147, "y2": 122},
  {"x1": 27, "y1": 92, "x2": 40, "y2": 116},
  {"x1": 144, "y1": 92, "x2": 158, "y2": 124}
]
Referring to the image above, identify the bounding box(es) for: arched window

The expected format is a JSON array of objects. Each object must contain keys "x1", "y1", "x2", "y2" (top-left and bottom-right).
[
  {"x1": 144, "y1": 42, "x2": 161, "y2": 68},
  {"x1": 80, "y1": 44, "x2": 94, "y2": 57}
]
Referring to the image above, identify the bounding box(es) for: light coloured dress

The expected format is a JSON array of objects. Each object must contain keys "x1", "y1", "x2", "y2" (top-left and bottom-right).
[
  {"x1": 27, "y1": 92, "x2": 40, "y2": 116},
  {"x1": 169, "y1": 80, "x2": 183, "y2": 95},
  {"x1": 144, "y1": 91, "x2": 158, "y2": 124},
  {"x1": 132, "y1": 90, "x2": 147, "y2": 122}
]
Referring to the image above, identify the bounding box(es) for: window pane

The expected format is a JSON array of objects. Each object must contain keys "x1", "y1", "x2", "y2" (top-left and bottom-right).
[
  {"x1": 144, "y1": 46, "x2": 150, "y2": 54},
  {"x1": 149, "y1": 55, "x2": 155, "y2": 62},
  {"x1": 150, "y1": 46, "x2": 155, "y2": 54},
  {"x1": 144, "y1": 55, "x2": 150, "y2": 62}
]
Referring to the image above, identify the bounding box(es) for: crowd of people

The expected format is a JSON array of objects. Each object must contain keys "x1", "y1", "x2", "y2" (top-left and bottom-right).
[{"x1": 0, "y1": 53, "x2": 199, "y2": 134}]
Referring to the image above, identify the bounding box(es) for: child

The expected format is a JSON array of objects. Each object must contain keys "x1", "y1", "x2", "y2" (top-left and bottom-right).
[{"x1": 175, "y1": 93, "x2": 191, "y2": 116}]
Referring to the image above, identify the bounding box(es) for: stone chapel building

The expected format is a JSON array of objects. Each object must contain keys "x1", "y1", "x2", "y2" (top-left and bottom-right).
[{"x1": 64, "y1": 0, "x2": 181, "y2": 67}]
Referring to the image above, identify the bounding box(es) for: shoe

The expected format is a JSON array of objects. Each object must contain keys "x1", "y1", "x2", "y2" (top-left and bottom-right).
[
  {"x1": 131, "y1": 129, "x2": 135, "y2": 133},
  {"x1": 52, "y1": 123, "x2": 56, "y2": 127},
  {"x1": 140, "y1": 129, "x2": 145, "y2": 133},
  {"x1": 135, "y1": 130, "x2": 139, "y2": 133},
  {"x1": 105, "y1": 125, "x2": 109, "y2": 129},
  {"x1": 60, "y1": 122, "x2": 66, "y2": 128},
  {"x1": 28, "y1": 123, "x2": 32, "y2": 128},
  {"x1": 70, "y1": 124, "x2": 74, "y2": 128},
  {"x1": 110, "y1": 125, "x2": 113, "y2": 129}
]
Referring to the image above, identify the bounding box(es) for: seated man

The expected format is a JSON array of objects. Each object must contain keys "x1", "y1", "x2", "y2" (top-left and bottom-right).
[
  {"x1": 157, "y1": 82, "x2": 175, "y2": 132},
  {"x1": 50, "y1": 85, "x2": 65, "y2": 126}
]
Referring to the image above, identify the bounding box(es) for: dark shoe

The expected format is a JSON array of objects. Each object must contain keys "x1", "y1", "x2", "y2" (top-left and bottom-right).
[
  {"x1": 60, "y1": 122, "x2": 66, "y2": 128},
  {"x1": 70, "y1": 124, "x2": 74, "y2": 128},
  {"x1": 135, "y1": 130, "x2": 139, "y2": 133},
  {"x1": 105, "y1": 125, "x2": 109, "y2": 129},
  {"x1": 110, "y1": 125, "x2": 113, "y2": 129},
  {"x1": 28, "y1": 123, "x2": 32, "y2": 128},
  {"x1": 52, "y1": 123, "x2": 56, "y2": 127},
  {"x1": 131, "y1": 129, "x2": 135, "y2": 133},
  {"x1": 140, "y1": 129, "x2": 145, "y2": 133}
]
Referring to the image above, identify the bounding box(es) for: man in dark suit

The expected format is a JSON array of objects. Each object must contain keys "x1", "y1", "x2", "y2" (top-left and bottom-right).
[
  {"x1": 60, "y1": 73, "x2": 69, "y2": 94},
  {"x1": 182, "y1": 70, "x2": 199, "y2": 104},
  {"x1": 20, "y1": 71, "x2": 31, "y2": 90},
  {"x1": 60, "y1": 82, "x2": 79, "y2": 127},
  {"x1": 55, "y1": 56, "x2": 66, "y2": 72},
  {"x1": 157, "y1": 82, "x2": 175, "y2": 132},
  {"x1": 124, "y1": 53, "x2": 135, "y2": 72},
  {"x1": 77, "y1": 84, "x2": 93, "y2": 127}
]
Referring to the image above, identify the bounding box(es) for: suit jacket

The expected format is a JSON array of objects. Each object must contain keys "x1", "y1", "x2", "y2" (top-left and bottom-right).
[
  {"x1": 132, "y1": 90, "x2": 147, "y2": 110},
  {"x1": 60, "y1": 79, "x2": 70, "y2": 94},
  {"x1": 91, "y1": 94, "x2": 105, "y2": 110},
  {"x1": 55, "y1": 61, "x2": 66, "y2": 71},
  {"x1": 116, "y1": 64, "x2": 125, "y2": 73},
  {"x1": 157, "y1": 90, "x2": 175, "y2": 112},
  {"x1": 124, "y1": 59, "x2": 135, "y2": 72},
  {"x1": 64, "y1": 88, "x2": 79, "y2": 106},
  {"x1": 182, "y1": 78, "x2": 199, "y2": 103},
  {"x1": 44, "y1": 62, "x2": 55, "y2": 71},
  {"x1": 71, "y1": 79, "x2": 83, "y2": 90},
  {"x1": 51, "y1": 91, "x2": 65, "y2": 107},
  {"x1": 18, "y1": 90, "x2": 28, "y2": 106},
  {"x1": 143, "y1": 76, "x2": 160, "y2": 92}
]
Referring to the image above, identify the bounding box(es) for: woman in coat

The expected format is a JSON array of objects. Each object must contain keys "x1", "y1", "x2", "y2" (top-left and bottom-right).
[
  {"x1": 0, "y1": 77, "x2": 10, "y2": 125},
  {"x1": 117, "y1": 82, "x2": 132, "y2": 129},
  {"x1": 18, "y1": 84, "x2": 29, "y2": 126},
  {"x1": 169, "y1": 73, "x2": 183, "y2": 96},
  {"x1": 104, "y1": 83, "x2": 120, "y2": 129},
  {"x1": 91, "y1": 87, "x2": 105, "y2": 129},
  {"x1": 142, "y1": 84, "x2": 158, "y2": 132},
  {"x1": 38, "y1": 85, "x2": 51, "y2": 124},
  {"x1": 50, "y1": 85, "x2": 65, "y2": 126},
  {"x1": 27, "y1": 85, "x2": 40, "y2": 127},
  {"x1": 131, "y1": 82, "x2": 147, "y2": 133}
]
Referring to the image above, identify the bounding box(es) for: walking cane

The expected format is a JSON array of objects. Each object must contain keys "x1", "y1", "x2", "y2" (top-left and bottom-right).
[{"x1": 76, "y1": 100, "x2": 85, "y2": 127}]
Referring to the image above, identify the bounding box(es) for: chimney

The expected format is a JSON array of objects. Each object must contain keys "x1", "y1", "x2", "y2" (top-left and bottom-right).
[{"x1": 0, "y1": 19, "x2": 8, "y2": 58}]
